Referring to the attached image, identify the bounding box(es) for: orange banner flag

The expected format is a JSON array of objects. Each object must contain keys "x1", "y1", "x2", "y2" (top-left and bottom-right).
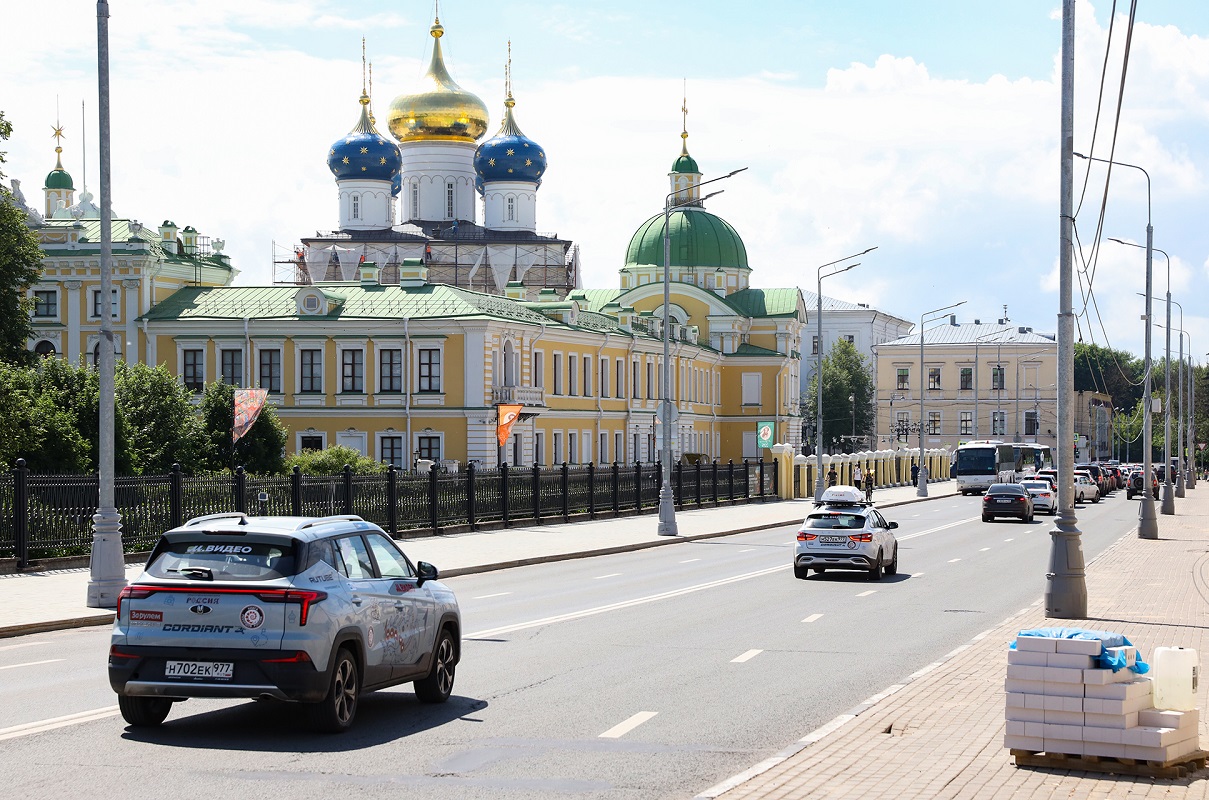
[{"x1": 496, "y1": 403, "x2": 523, "y2": 447}]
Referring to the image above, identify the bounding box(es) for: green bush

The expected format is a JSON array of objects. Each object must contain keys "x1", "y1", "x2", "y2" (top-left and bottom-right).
[{"x1": 285, "y1": 444, "x2": 387, "y2": 475}]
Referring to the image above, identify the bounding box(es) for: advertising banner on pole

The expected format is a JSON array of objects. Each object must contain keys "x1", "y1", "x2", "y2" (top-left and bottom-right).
[
  {"x1": 233, "y1": 389, "x2": 269, "y2": 443},
  {"x1": 496, "y1": 404, "x2": 524, "y2": 447},
  {"x1": 756, "y1": 420, "x2": 775, "y2": 449}
]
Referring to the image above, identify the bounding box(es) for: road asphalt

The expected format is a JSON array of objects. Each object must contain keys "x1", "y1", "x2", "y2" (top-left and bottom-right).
[{"x1": 6, "y1": 476, "x2": 1208, "y2": 799}]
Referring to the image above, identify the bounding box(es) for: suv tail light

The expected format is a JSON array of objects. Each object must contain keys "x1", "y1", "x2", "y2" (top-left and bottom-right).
[
  {"x1": 797, "y1": 532, "x2": 817, "y2": 541},
  {"x1": 115, "y1": 585, "x2": 328, "y2": 626},
  {"x1": 254, "y1": 589, "x2": 328, "y2": 626},
  {"x1": 849, "y1": 533, "x2": 873, "y2": 542},
  {"x1": 116, "y1": 585, "x2": 155, "y2": 618}
]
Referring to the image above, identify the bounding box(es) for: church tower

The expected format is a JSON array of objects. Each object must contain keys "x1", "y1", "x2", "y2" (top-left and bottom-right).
[{"x1": 43, "y1": 122, "x2": 75, "y2": 218}]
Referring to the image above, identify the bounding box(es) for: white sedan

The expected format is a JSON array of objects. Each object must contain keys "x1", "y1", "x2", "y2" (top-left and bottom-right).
[
  {"x1": 1075, "y1": 473, "x2": 1100, "y2": 503},
  {"x1": 1020, "y1": 479, "x2": 1057, "y2": 515}
]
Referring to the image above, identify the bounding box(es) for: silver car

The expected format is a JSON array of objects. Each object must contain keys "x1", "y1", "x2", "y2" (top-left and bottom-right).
[
  {"x1": 1019, "y1": 479, "x2": 1057, "y2": 515},
  {"x1": 794, "y1": 485, "x2": 900, "y2": 580},
  {"x1": 109, "y1": 513, "x2": 461, "y2": 732}
]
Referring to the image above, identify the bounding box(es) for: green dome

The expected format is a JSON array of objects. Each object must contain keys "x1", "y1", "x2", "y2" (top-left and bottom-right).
[
  {"x1": 44, "y1": 168, "x2": 74, "y2": 190},
  {"x1": 672, "y1": 152, "x2": 699, "y2": 174},
  {"x1": 624, "y1": 207, "x2": 748, "y2": 270}
]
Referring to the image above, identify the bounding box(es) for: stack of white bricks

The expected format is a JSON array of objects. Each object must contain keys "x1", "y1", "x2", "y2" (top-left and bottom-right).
[{"x1": 1004, "y1": 633, "x2": 1201, "y2": 762}]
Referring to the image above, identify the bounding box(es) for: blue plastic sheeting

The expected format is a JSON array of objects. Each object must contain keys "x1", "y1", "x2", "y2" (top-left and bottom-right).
[{"x1": 1011, "y1": 627, "x2": 1151, "y2": 674}]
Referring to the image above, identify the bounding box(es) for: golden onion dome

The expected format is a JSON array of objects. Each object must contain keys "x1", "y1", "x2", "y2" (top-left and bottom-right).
[{"x1": 387, "y1": 19, "x2": 489, "y2": 143}]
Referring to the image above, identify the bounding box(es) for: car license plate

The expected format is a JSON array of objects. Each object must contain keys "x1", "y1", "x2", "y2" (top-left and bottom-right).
[
  {"x1": 164, "y1": 661, "x2": 234, "y2": 681},
  {"x1": 820, "y1": 535, "x2": 847, "y2": 544},
  {"x1": 996, "y1": 499, "x2": 1013, "y2": 503}
]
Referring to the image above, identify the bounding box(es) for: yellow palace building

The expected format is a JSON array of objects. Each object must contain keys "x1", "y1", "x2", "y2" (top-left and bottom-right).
[{"x1": 23, "y1": 19, "x2": 807, "y2": 470}]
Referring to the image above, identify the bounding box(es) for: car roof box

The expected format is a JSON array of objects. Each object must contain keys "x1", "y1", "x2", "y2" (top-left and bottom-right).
[{"x1": 819, "y1": 485, "x2": 866, "y2": 505}]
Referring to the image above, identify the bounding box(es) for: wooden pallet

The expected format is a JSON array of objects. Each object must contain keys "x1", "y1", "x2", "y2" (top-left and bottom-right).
[{"x1": 1011, "y1": 748, "x2": 1209, "y2": 779}]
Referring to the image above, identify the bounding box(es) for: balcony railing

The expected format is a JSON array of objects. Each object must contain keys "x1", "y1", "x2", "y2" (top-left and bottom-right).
[{"x1": 492, "y1": 385, "x2": 546, "y2": 406}]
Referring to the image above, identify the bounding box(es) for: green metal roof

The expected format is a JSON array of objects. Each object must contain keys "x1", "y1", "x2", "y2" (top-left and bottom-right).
[
  {"x1": 725, "y1": 288, "x2": 804, "y2": 318},
  {"x1": 44, "y1": 169, "x2": 73, "y2": 190},
  {"x1": 625, "y1": 206, "x2": 748, "y2": 270},
  {"x1": 38, "y1": 218, "x2": 233, "y2": 271},
  {"x1": 732, "y1": 342, "x2": 784, "y2": 357},
  {"x1": 672, "y1": 153, "x2": 699, "y2": 174},
  {"x1": 566, "y1": 289, "x2": 624, "y2": 313}
]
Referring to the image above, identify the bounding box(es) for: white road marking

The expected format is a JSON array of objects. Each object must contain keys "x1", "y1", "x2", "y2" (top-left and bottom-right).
[
  {"x1": 737, "y1": 548, "x2": 757, "y2": 553},
  {"x1": 0, "y1": 641, "x2": 49, "y2": 652},
  {"x1": 897, "y1": 517, "x2": 980, "y2": 542},
  {"x1": 0, "y1": 706, "x2": 120, "y2": 742},
  {"x1": 856, "y1": 590, "x2": 877, "y2": 597},
  {"x1": 466, "y1": 564, "x2": 785, "y2": 639},
  {"x1": 471, "y1": 592, "x2": 512, "y2": 600},
  {"x1": 802, "y1": 613, "x2": 823, "y2": 623},
  {"x1": 599, "y1": 711, "x2": 658, "y2": 739},
  {"x1": 731, "y1": 649, "x2": 763, "y2": 663},
  {"x1": 911, "y1": 572, "x2": 925, "y2": 578},
  {"x1": 0, "y1": 659, "x2": 64, "y2": 671},
  {"x1": 680, "y1": 558, "x2": 701, "y2": 564},
  {"x1": 1004, "y1": 538, "x2": 1014, "y2": 542},
  {"x1": 979, "y1": 547, "x2": 991, "y2": 552},
  {"x1": 948, "y1": 558, "x2": 962, "y2": 563},
  {"x1": 593, "y1": 573, "x2": 622, "y2": 580}
]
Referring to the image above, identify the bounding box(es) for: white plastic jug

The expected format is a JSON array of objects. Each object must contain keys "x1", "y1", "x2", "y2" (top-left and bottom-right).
[{"x1": 1153, "y1": 646, "x2": 1199, "y2": 711}]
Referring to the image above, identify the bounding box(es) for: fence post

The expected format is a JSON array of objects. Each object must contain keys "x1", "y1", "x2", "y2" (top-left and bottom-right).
[
  {"x1": 675, "y1": 461, "x2": 683, "y2": 510},
  {"x1": 711, "y1": 460, "x2": 719, "y2": 505},
  {"x1": 587, "y1": 461, "x2": 596, "y2": 519},
  {"x1": 234, "y1": 466, "x2": 247, "y2": 513},
  {"x1": 612, "y1": 461, "x2": 620, "y2": 516},
  {"x1": 387, "y1": 465, "x2": 398, "y2": 535},
  {"x1": 772, "y1": 457, "x2": 779, "y2": 498},
  {"x1": 695, "y1": 460, "x2": 702, "y2": 506},
  {"x1": 499, "y1": 462, "x2": 508, "y2": 528},
  {"x1": 428, "y1": 466, "x2": 439, "y2": 533},
  {"x1": 532, "y1": 463, "x2": 541, "y2": 523},
  {"x1": 468, "y1": 461, "x2": 479, "y2": 530},
  {"x1": 291, "y1": 465, "x2": 303, "y2": 515},
  {"x1": 170, "y1": 462, "x2": 183, "y2": 529},
  {"x1": 759, "y1": 459, "x2": 765, "y2": 499},
  {"x1": 634, "y1": 461, "x2": 643, "y2": 512},
  {"x1": 728, "y1": 459, "x2": 735, "y2": 503},
  {"x1": 14, "y1": 459, "x2": 28, "y2": 570},
  {"x1": 342, "y1": 464, "x2": 354, "y2": 516},
  {"x1": 561, "y1": 462, "x2": 570, "y2": 522}
]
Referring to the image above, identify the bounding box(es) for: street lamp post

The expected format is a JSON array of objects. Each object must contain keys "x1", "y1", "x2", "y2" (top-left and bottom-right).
[
  {"x1": 917, "y1": 301, "x2": 966, "y2": 497},
  {"x1": 849, "y1": 393, "x2": 856, "y2": 448},
  {"x1": 1156, "y1": 318, "x2": 1188, "y2": 498},
  {"x1": 1085, "y1": 154, "x2": 1157, "y2": 538},
  {"x1": 86, "y1": 0, "x2": 125, "y2": 608},
  {"x1": 813, "y1": 247, "x2": 877, "y2": 499},
  {"x1": 658, "y1": 167, "x2": 747, "y2": 536}
]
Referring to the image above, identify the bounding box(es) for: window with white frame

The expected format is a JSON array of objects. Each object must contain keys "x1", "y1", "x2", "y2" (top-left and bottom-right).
[
  {"x1": 896, "y1": 411, "x2": 909, "y2": 441},
  {"x1": 631, "y1": 361, "x2": 639, "y2": 399},
  {"x1": 646, "y1": 362, "x2": 654, "y2": 399},
  {"x1": 992, "y1": 366, "x2": 1005, "y2": 390},
  {"x1": 616, "y1": 359, "x2": 624, "y2": 398},
  {"x1": 535, "y1": 431, "x2": 545, "y2": 465},
  {"x1": 534, "y1": 350, "x2": 545, "y2": 389},
  {"x1": 992, "y1": 411, "x2": 1006, "y2": 435},
  {"x1": 418, "y1": 348, "x2": 441, "y2": 392},
  {"x1": 928, "y1": 367, "x2": 941, "y2": 390},
  {"x1": 960, "y1": 367, "x2": 973, "y2": 391},
  {"x1": 600, "y1": 432, "x2": 608, "y2": 463},
  {"x1": 411, "y1": 184, "x2": 419, "y2": 219},
  {"x1": 33, "y1": 290, "x2": 57, "y2": 318},
  {"x1": 379, "y1": 348, "x2": 402, "y2": 392},
  {"x1": 927, "y1": 411, "x2": 940, "y2": 435},
  {"x1": 259, "y1": 349, "x2": 282, "y2": 393},
  {"x1": 417, "y1": 435, "x2": 441, "y2": 461},
  {"x1": 1025, "y1": 410, "x2": 1039, "y2": 436},
  {"x1": 960, "y1": 411, "x2": 973, "y2": 435},
  {"x1": 897, "y1": 368, "x2": 910, "y2": 391},
  {"x1": 812, "y1": 335, "x2": 819, "y2": 355},
  {"x1": 300, "y1": 349, "x2": 323, "y2": 393},
  {"x1": 221, "y1": 349, "x2": 243, "y2": 386},
  {"x1": 445, "y1": 182, "x2": 455, "y2": 219},
  {"x1": 569, "y1": 354, "x2": 578, "y2": 396},
  {"x1": 351, "y1": 194, "x2": 360, "y2": 220},
  {"x1": 91, "y1": 288, "x2": 118, "y2": 319},
  {"x1": 341, "y1": 348, "x2": 364, "y2": 392},
  {"x1": 380, "y1": 435, "x2": 404, "y2": 467},
  {"x1": 615, "y1": 432, "x2": 622, "y2": 463},
  {"x1": 568, "y1": 432, "x2": 577, "y2": 464},
  {"x1": 741, "y1": 373, "x2": 761, "y2": 405},
  {"x1": 299, "y1": 434, "x2": 324, "y2": 451},
  {"x1": 553, "y1": 431, "x2": 563, "y2": 464},
  {"x1": 183, "y1": 349, "x2": 204, "y2": 392},
  {"x1": 507, "y1": 196, "x2": 515, "y2": 221},
  {"x1": 600, "y1": 356, "x2": 609, "y2": 397},
  {"x1": 583, "y1": 355, "x2": 591, "y2": 397}
]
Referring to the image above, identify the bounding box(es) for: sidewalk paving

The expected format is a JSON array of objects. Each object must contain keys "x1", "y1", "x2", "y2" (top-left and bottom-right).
[
  {"x1": 701, "y1": 485, "x2": 1209, "y2": 799},
  {"x1": 0, "y1": 480, "x2": 954, "y2": 638}
]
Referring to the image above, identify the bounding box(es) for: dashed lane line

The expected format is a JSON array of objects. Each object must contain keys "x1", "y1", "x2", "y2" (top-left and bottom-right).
[
  {"x1": 802, "y1": 613, "x2": 823, "y2": 623},
  {"x1": 471, "y1": 592, "x2": 512, "y2": 600},
  {"x1": 0, "y1": 658, "x2": 64, "y2": 671},
  {"x1": 593, "y1": 573, "x2": 622, "y2": 580},
  {"x1": 0, "y1": 641, "x2": 50, "y2": 652},
  {"x1": 855, "y1": 590, "x2": 877, "y2": 597},
  {"x1": 731, "y1": 649, "x2": 763, "y2": 663},
  {"x1": 599, "y1": 711, "x2": 658, "y2": 739},
  {"x1": 0, "y1": 706, "x2": 120, "y2": 742},
  {"x1": 948, "y1": 558, "x2": 962, "y2": 563}
]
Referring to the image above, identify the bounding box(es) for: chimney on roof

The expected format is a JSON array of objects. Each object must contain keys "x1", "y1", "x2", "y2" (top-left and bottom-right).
[
  {"x1": 950, "y1": 315, "x2": 958, "y2": 325},
  {"x1": 974, "y1": 319, "x2": 980, "y2": 324},
  {"x1": 359, "y1": 261, "x2": 380, "y2": 286}
]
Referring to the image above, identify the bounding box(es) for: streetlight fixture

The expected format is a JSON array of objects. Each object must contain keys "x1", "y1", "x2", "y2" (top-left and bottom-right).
[
  {"x1": 814, "y1": 247, "x2": 877, "y2": 499},
  {"x1": 1117, "y1": 239, "x2": 1176, "y2": 514},
  {"x1": 849, "y1": 393, "x2": 856, "y2": 449},
  {"x1": 87, "y1": 0, "x2": 125, "y2": 608},
  {"x1": 658, "y1": 167, "x2": 747, "y2": 536},
  {"x1": 917, "y1": 300, "x2": 966, "y2": 497},
  {"x1": 1082, "y1": 153, "x2": 1157, "y2": 538},
  {"x1": 1156, "y1": 319, "x2": 1188, "y2": 498}
]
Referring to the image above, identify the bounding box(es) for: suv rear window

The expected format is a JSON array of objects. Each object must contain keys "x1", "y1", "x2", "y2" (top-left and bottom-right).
[
  {"x1": 146, "y1": 537, "x2": 297, "y2": 581},
  {"x1": 804, "y1": 513, "x2": 866, "y2": 529}
]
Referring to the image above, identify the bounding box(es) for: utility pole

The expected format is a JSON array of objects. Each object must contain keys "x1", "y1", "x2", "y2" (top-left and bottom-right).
[{"x1": 1047, "y1": 0, "x2": 1087, "y2": 618}]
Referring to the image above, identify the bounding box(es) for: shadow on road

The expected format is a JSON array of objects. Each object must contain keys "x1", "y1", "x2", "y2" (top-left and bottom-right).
[{"x1": 119, "y1": 691, "x2": 487, "y2": 751}]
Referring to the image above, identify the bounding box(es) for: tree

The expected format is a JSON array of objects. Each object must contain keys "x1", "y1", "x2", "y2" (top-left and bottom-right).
[
  {"x1": 1074, "y1": 342, "x2": 1143, "y2": 410},
  {"x1": 0, "y1": 111, "x2": 43, "y2": 365},
  {"x1": 197, "y1": 382, "x2": 287, "y2": 475},
  {"x1": 27, "y1": 356, "x2": 135, "y2": 474},
  {"x1": 116, "y1": 361, "x2": 204, "y2": 474},
  {"x1": 286, "y1": 444, "x2": 387, "y2": 475},
  {"x1": 0, "y1": 360, "x2": 88, "y2": 471},
  {"x1": 803, "y1": 339, "x2": 876, "y2": 453}
]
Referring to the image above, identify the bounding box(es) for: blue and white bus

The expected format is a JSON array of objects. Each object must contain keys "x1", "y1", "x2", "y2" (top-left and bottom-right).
[{"x1": 954, "y1": 441, "x2": 1051, "y2": 494}]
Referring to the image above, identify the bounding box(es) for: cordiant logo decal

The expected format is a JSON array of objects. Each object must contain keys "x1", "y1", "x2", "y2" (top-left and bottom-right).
[{"x1": 240, "y1": 605, "x2": 265, "y2": 629}]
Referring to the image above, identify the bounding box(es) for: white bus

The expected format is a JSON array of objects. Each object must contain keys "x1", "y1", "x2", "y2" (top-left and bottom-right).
[{"x1": 954, "y1": 441, "x2": 1050, "y2": 494}]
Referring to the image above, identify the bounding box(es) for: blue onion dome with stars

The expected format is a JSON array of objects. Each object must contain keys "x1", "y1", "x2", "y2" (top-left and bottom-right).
[
  {"x1": 327, "y1": 93, "x2": 401, "y2": 182},
  {"x1": 473, "y1": 91, "x2": 545, "y2": 192}
]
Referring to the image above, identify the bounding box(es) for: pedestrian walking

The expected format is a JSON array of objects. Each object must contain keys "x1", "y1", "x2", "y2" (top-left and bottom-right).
[
  {"x1": 911, "y1": 460, "x2": 920, "y2": 487},
  {"x1": 852, "y1": 463, "x2": 863, "y2": 492},
  {"x1": 827, "y1": 465, "x2": 838, "y2": 487}
]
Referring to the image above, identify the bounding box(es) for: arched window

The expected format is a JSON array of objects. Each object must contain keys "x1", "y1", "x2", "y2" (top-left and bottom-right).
[
  {"x1": 446, "y1": 182, "x2": 455, "y2": 219},
  {"x1": 507, "y1": 196, "x2": 515, "y2": 221},
  {"x1": 351, "y1": 194, "x2": 360, "y2": 220},
  {"x1": 33, "y1": 340, "x2": 56, "y2": 358},
  {"x1": 411, "y1": 184, "x2": 419, "y2": 220}
]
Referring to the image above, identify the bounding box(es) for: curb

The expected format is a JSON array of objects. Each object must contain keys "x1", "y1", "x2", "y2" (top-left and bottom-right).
[{"x1": 0, "y1": 487, "x2": 957, "y2": 638}]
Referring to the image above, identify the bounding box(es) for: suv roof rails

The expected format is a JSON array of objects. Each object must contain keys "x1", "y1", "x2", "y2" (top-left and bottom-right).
[
  {"x1": 293, "y1": 515, "x2": 367, "y2": 531},
  {"x1": 184, "y1": 512, "x2": 250, "y2": 527}
]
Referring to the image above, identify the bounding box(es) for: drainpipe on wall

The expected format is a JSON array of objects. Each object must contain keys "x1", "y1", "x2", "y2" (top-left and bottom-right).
[
  {"x1": 596, "y1": 331, "x2": 610, "y2": 461},
  {"x1": 243, "y1": 317, "x2": 250, "y2": 386},
  {"x1": 404, "y1": 317, "x2": 411, "y2": 470},
  {"x1": 529, "y1": 322, "x2": 548, "y2": 466}
]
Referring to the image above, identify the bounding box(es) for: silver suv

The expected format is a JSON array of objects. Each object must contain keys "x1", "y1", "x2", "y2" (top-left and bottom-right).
[
  {"x1": 109, "y1": 513, "x2": 461, "y2": 732},
  {"x1": 794, "y1": 486, "x2": 900, "y2": 580}
]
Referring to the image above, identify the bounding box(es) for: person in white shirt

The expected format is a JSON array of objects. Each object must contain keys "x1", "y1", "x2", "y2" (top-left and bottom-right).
[{"x1": 852, "y1": 463, "x2": 863, "y2": 491}]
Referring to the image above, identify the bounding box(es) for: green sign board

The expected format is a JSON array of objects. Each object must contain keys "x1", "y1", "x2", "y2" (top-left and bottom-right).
[{"x1": 756, "y1": 420, "x2": 775, "y2": 449}]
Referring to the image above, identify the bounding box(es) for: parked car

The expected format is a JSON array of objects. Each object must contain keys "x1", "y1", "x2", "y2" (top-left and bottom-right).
[
  {"x1": 795, "y1": 485, "x2": 899, "y2": 581},
  {"x1": 1019, "y1": 479, "x2": 1057, "y2": 515},
  {"x1": 109, "y1": 513, "x2": 461, "y2": 732},
  {"x1": 982, "y1": 483, "x2": 1035, "y2": 523},
  {"x1": 1074, "y1": 474, "x2": 1100, "y2": 503},
  {"x1": 1127, "y1": 469, "x2": 1159, "y2": 500}
]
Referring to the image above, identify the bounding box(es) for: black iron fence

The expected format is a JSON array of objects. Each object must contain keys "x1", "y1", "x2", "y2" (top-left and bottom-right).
[{"x1": 2, "y1": 458, "x2": 778, "y2": 567}]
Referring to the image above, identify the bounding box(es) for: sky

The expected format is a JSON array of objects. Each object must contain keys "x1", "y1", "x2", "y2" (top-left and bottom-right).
[{"x1": 3, "y1": 0, "x2": 1208, "y2": 365}]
